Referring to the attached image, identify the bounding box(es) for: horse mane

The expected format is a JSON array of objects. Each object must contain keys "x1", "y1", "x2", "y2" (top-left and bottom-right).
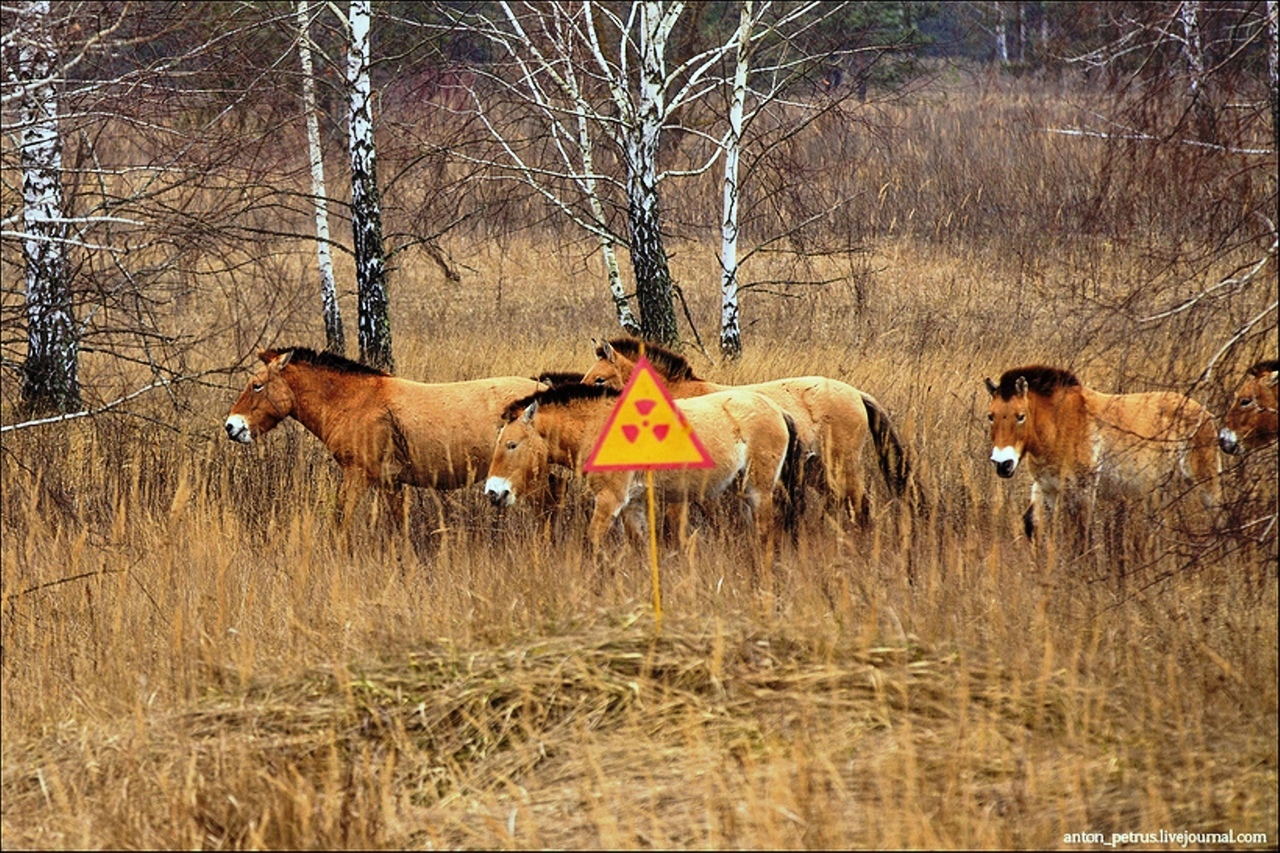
[
  {"x1": 993, "y1": 365, "x2": 1081, "y2": 400},
  {"x1": 268, "y1": 346, "x2": 390, "y2": 377},
  {"x1": 602, "y1": 337, "x2": 703, "y2": 382},
  {"x1": 1247, "y1": 359, "x2": 1279, "y2": 377},
  {"x1": 534, "y1": 370, "x2": 587, "y2": 388},
  {"x1": 502, "y1": 383, "x2": 620, "y2": 421}
]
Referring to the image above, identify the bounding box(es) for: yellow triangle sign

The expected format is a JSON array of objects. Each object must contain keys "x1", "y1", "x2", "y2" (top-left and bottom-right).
[{"x1": 583, "y1": 355, "x2": 715, "y2": 472}]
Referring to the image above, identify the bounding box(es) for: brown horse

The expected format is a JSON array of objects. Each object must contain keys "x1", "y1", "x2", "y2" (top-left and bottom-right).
[
  {"x1": 985, "y1": 365, "x2": 1221, "y2": 539},
  {"x1": 1219, "y1": 359, "x2": 1278, "y2": 455},
  {"x1": 225, "y1": 347, "x2": 544, "y2": 525},
  {"x1": 483, "y1": 383, "x2": 801, "y2": 558},
  {"x1": 580, "y1": 337, "x2": 910, "y2": 525}
]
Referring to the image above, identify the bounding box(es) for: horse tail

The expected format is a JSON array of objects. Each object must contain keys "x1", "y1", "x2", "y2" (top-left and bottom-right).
[
  {"x1": 779, "y1": 412, "x2": 806, "y2": 535},
  {"x1": 861, "y1": 392, "x2": 911, "y2": 500}
]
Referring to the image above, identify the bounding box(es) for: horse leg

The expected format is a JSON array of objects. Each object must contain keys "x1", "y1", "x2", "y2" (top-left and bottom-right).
[{"x1": 337, "y1": 468, "x2": 374, "y2": 545}]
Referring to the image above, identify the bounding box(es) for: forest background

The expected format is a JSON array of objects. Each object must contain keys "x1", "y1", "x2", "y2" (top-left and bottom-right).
[{"x1": 1, "y1": 1, "x2": 1276, "y2": 849}]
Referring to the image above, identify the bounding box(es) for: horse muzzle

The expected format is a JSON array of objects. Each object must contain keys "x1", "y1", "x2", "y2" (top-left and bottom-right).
[
  {"x1": 224, "y1": 414, "x2": 253, "y2": 444},
  {"x1": 1218, "y1": 427, "x2": 1242, "y2": 456},
  {"x1": 484, "y1": 476, "x2": 515, "y2": 507},
  {"x1": 990, "y1": 446, "x2": 1019, "y2": 478}
]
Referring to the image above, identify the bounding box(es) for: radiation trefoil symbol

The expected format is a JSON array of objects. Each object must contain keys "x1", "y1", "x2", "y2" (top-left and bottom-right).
[{"x1": 583, "y1": 356, "x2": 714, "y2": 472}]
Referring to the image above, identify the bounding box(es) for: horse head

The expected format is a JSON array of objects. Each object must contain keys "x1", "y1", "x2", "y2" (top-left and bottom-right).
[
  {"x1": 1219, "y1": 360, "x2": 1279, "y2": 455},
  {"x1": 484, "y1": 400, "x2": 549, "y2": 507},
  {"x1": 986, "y1": 374, "x2": 1030, "y2": 478},
  {"x1": 581, "y1": 338, "x2": 629, "y2": 389},
  {"x1": 224, "y1": 349, "x2": 297, "y2": 443}
]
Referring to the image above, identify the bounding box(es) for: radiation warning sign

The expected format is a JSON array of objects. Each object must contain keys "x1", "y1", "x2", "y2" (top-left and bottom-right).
[{"x1": 583, "y1": 356, "x2": 715, "y2": 472}]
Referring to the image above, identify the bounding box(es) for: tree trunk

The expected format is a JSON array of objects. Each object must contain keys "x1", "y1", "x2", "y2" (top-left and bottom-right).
[
  {"x1": 347, "y1": 0, "x2": 393, "y2": 371},
  {"x1": 628, "y1": 1, "x2": 680, "y2": 347},
  {"x1": 719, "y1": 0, "x2": 752, "y2": 361},
  {"x1": 994, "y1": 2, "x2": 1009, "y2": 65},
  {"x1": 298, "y1": 0, "x2": 345, "y2": 355},
  {"x1": 1267, "y1": 0, "x2": 1278, "y2": 139},
  {"x1": 1179, "y1": 0, "x2": 1216, "y2": 144},
  {"x1": 9, "y1": 0, "x2": 79, "y2": 415}
]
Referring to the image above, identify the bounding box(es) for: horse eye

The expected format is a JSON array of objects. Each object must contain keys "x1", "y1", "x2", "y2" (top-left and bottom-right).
[
  {"x1": 1016, "y1": 413, "x2": 1026, "y2": 423},
  {"x1": 506, "y1": 440, "x2": 518, "y2": 451},
  {"x1": 252, "y1": 383, "x2": 264, "y2": 393},
  {"x1": 987, "y1": 413, "x2": 994, "y2": 422},
  {"x1": 593, "y1": 377, "x2": 606, "y2": 385},
  {"x1": 1239, "y1": 397, "x2": 1254, "y2": 408}
]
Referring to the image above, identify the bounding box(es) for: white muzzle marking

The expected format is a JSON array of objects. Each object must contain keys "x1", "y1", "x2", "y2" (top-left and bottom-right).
[
  {"x1": 484, "y1": 475, "x2": 515, "y2": 507},
  {"x1": 1218, "y1": 427, "x2": 1240, "y2": 455},
  {"x1": 225, "y1": 414, "x2": 252, "y2": 444}
]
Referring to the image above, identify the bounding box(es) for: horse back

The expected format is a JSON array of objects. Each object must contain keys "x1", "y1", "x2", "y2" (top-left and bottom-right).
[
  {"x1": 1081, "y1": 388, "x2": 1218, "y2": 492},
  {"x1": 384, "y1": 375, "x2": 543, "y2": 489}
]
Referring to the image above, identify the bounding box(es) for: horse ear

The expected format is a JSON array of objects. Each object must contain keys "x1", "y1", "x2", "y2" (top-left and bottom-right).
[
  {"x1": 258, "y1": 349, "x2": 276, "y2": 364},
  {"x1": 522, "y1": 400, "x2": 538, "y2": 423},
  {"x1": 273, "y1": 350, "x2": 294, "y2": 369},
  {"x1": 985, "y1": 378, "x2": 998, "y2": 397},
  {"x1": 1266, "y1": 369, "x2": 1279, "y2": 389},
  {"x1": 1015, "y1": 375, "x2": 1028, "y2": 397},
  {"x1": 600, "y1": 340, "x2": 616, "y2": 363}
]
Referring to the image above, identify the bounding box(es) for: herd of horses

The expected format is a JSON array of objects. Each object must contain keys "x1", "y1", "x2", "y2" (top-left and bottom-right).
[{"x1": 224, "y1": 341, "x2": 1278, "y2": 557}]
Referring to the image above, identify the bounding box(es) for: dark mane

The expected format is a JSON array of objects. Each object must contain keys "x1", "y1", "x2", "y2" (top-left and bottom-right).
[
  {"x1": 268, "y1": 346, "x2": 390, "y2": 377},
  {"x1": 994, "y1": 365, "x2": 1081, "y2": 399},
  {"x1": 602, "y1": 337, "x2": 703, "y2": 382},
  {"x1": 1247, "y1": 359, "x2": 1279, "y2": 377},
  {"x1": 502, "y1": 383, "x2": 619, "y2": 421},
  {"x1": 534, "y1": 370, "x2": 588, "y2": 388}
]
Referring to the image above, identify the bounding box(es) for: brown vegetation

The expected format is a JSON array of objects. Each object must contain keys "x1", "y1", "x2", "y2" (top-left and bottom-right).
[{"x1": 2, "y1": 75, "x2": 1276, "y2": 849}]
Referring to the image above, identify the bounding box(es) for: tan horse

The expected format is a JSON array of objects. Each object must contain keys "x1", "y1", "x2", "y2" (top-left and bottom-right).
[
  {"x1": 985, "y1": 365, "x2": 1221, "y2": 539},
  {"x1": 1219, "y1": 359, "x2": 1278, "y2": 455},
  {"x1": 483, "y1": 384, "x2": 802, "y2": 558},
  {"x1": 580, "y1": 337, "x2": 910, "y2": 525},
  {"x1": 225, "y1": 347, "x2": 544, "y2": 525}
]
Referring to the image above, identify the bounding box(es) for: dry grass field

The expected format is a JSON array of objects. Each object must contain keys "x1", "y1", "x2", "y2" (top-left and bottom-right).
[{"x1": 2, "y1": 75, "x2": 1276, "y2": 849}]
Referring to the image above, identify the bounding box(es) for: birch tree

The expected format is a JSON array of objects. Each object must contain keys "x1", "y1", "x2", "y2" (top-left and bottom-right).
[
  {"x1": 718, "y1": 1, "x2": 753, "y2": 360},
  {"x1": 5, "y1": 0, "x2": 78, "y2": 415},
  {"x1": 346, "y1": 0, "x2": 393, "y2": 371},
  {"x1": 297, "y1": 0, "x2": 345, "y2": 355}
]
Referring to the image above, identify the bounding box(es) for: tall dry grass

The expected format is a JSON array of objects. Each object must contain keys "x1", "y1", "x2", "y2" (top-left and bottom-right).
[{"x1": 2, "y1": 77, "x2": 1276, "y2": 849}]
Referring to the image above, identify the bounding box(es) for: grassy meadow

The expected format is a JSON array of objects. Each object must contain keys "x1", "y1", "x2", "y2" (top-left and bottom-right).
[{"x1": 2, "y1": 74, "x2": 1277, "y2": 849}]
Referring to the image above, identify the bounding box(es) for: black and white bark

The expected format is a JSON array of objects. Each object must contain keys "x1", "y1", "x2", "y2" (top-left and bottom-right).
[
  {"x1": 297, "y1": 0, "x2": 345, "y2": 355},
  {"x1": 624, "y1": 1, "x2": 682, "y2": 346},
  {"x1": 347, "y1": 0, "x2": 392, "y2": 371},
  {"x1": 994, "y1": 2, "x2": 1010, "y2": 65},
  {"x1": 7, "y1": 0, "x2": 79, "y2": 415},
  {"x1": 718, "y1": 0, "x2": 753, "y2": 360},
  {"x1": 1267, "y1": 0, "x2": 1277, "y2": 138}
]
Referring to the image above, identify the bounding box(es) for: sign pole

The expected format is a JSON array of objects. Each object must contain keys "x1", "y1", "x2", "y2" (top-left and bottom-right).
[{"x1": 646, "y1": 467, "x2": 662, "y2": 633}]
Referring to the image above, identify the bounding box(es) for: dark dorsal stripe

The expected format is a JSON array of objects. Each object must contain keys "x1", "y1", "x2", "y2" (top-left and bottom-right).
[
  {"x1": 1247, "y1": 359, "x2": 1279, "y2": 377},
  {"x1": 994, "y1": 365, "x2": 1080, "y2": 400},
  {"x1": 603, "y1": 337, "x2": 702, "y2": 382},
  {"x1": 268, "y1": 346, "x2": 390, "y2": 377},
  {"x1": 502, "y1": 383, "x2": 620, "y2": 421}
]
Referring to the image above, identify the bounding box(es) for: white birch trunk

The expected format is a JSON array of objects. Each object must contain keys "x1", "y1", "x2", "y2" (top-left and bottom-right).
[
  {"x1": 994, "y1": 2, "x2": 1009, "y2": 65},
  {"x1": 719, "y1": 0, "x2": 752, "y2": 360},
  {"x1": 1179, "y1": 1, "x2": 1215, "y2": 142},
  {"x1": 9, "y1": 0, "x2": 79, "y2": 414},
  {"x1": 1269, "y1": 0, "x2": 1278, "y2": 137},
  {"x1": 627, "y1": 0, "x2": 682, "y2": 345},
  {"x1": 347, "y1": 0, "x2": 392, "y2": 371},
  {"x1": 297, "y1": 0, "x2": 344, "y2": 354}
]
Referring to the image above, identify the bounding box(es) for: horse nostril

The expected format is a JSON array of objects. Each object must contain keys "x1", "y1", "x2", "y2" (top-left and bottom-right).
[{"x1": 994, "y1": 460, "x2": 1015, "y2": 478}]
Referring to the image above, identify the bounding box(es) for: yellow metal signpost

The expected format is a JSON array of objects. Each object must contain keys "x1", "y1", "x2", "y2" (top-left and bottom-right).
[{"x1": 582, "y1": 354, "x2": 714, "y2": 632}]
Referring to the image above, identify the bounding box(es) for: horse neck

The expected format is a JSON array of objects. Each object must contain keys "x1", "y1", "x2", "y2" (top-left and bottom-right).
[
  {"x1": 285, "y1": 365, "x2": 374, "y2": 443},
  {"x1": 1027, "y1": 386, "x2": 1084, "y2": 457},
  {"x1": 539, "y1": 403, "x2": 609, "y2": 469}
]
